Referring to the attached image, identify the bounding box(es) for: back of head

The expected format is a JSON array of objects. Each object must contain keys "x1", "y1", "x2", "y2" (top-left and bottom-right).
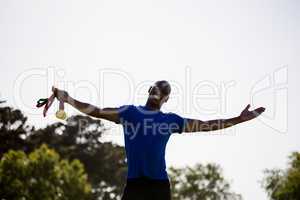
[
  {"x1": 147, "y1": 80, "x2": 171, "y2": 107},
  {"x1": 155, "y1": 80, "x2": 171, "y2": 97}
]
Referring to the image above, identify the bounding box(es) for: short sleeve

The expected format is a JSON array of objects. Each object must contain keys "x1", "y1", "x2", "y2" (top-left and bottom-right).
[
  {"x1": 117, "y1": 105, "x2": 134, "y2": 124},
  {"x1": 167, "y1": 113, "x2": 186, "y2": 134}
]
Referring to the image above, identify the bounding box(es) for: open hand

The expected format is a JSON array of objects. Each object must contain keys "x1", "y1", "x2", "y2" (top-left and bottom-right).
[
  {"x1": 239, "y1": 104, "x2": 265, "y2": 122},
  {"x1": 52, "y1": 86, "x2": 70, "y2": 103}
]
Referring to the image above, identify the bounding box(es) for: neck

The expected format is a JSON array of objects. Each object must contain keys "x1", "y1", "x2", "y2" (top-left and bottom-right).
[{"x1": 145, "y1": 99, "x2": 161, "y2": 111}]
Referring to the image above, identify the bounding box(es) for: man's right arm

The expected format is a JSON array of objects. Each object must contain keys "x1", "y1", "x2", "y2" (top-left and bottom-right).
[{"x1": 52, "y1": 87, "x2": 120, "y2": 123}]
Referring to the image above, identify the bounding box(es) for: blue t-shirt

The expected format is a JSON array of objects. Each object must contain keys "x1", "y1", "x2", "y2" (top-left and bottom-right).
[{"x1": 118, "y1": 105, "x2": 185, "y2": 180}]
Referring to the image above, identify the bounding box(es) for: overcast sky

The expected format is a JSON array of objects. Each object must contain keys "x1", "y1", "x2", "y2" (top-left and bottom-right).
[{"x1": 1, "y1": 0, "x2": 299, "y2": 199}]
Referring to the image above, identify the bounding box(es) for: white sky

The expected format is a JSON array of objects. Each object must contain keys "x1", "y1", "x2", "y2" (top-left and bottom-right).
[{"x1": 1, "y1": 0, "x2": 299, "y2": 199}]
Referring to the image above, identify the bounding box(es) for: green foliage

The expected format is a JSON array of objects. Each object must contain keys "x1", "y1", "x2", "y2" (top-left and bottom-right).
[
  {"x1": 0, "y1": 144, "x2": 91, "y2": 200},
  {"x1": 0, "y1": 101, "x2": 34, "y2": 157},
  {"x1": 0, "y1": 102, "x2": 127, "y2": 200},
  {"x1": 169, "y1": 163, "x2": 242, "y2": 200},
  {"x1": 263, "y1": 152, "x2": 300, "y2": 200},
  {"x1": 27, "y1": 116, "x2": 127, "y2": 200}
]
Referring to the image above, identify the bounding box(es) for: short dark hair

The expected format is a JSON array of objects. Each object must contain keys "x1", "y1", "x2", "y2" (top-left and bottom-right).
[{"x1": 155, "y1": 80, "x2": 171, "y2": 96}]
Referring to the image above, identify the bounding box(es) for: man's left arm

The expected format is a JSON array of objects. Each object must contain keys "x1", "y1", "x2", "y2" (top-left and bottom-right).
[{"x1": 182, "y1": 104, "x2": 265, "y2": 133}]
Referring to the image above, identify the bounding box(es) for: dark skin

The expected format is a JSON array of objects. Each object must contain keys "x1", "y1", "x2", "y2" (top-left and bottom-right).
[{"x1": 52, "y1": 81, "x2": 265, "y2": 132}]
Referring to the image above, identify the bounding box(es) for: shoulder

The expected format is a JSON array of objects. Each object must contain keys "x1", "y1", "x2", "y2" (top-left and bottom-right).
[
  {"x1": 163, "y1": 112, "x2": 186, "y2": 134},
  {"x1": 163, "y1": 112, "x2": 185, "y2": 124},
  {"x1": 117, "y1": 105, "x2": 138, "y2": 121},
  {"x1": 118, "y1": 104, "x2": 136, "y2": 110},
  {"x1": 165, "y1": 112, "x2": 183, "y2": 119}
]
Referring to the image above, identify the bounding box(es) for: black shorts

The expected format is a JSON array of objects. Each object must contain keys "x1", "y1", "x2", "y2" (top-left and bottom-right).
[{"x1": 121, "y1": 177, "x2": 171, "y2": 200}]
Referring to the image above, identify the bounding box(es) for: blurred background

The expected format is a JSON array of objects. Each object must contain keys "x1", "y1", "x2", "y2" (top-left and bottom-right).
[{"x1": 0, "y1": 0, "x2": 299, "y2": 199}]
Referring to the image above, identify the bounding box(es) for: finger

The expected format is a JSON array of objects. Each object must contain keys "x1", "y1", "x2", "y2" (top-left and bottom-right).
[
  {"x1": 245, "y1": 104, "x2": 250, "y2": 111},
  {"x1": 253, "y1": 107, "x2": 265, "y2": 115},
  {"x1": 52, "y1": 86, "x2": 57, "y2": 94}
]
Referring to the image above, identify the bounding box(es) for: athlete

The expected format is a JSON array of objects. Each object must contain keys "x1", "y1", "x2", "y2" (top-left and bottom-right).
[{"x1": 52, "y1": 80, "x2": 265, "y2": 200}]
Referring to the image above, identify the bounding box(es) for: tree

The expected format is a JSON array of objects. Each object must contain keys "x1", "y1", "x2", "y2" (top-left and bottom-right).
[
  {"x1": 0, "y1": 101, "x2": 34, "y2": 157},
  {"x1": 262, "y1": 152, "x2": 300, "y2": 200},
  {"x1": 169, "y1": 163, "x2": 242, "y2": 200},
  {"x1": 0, "y1": 101, "x2": 127, "y2": 200},
  {"x1": 0, "y1": 144, "x2": 91, "y2": 200},
  {"x1": 26, "y1": 115, "x2": 127, "y2": 200}
]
